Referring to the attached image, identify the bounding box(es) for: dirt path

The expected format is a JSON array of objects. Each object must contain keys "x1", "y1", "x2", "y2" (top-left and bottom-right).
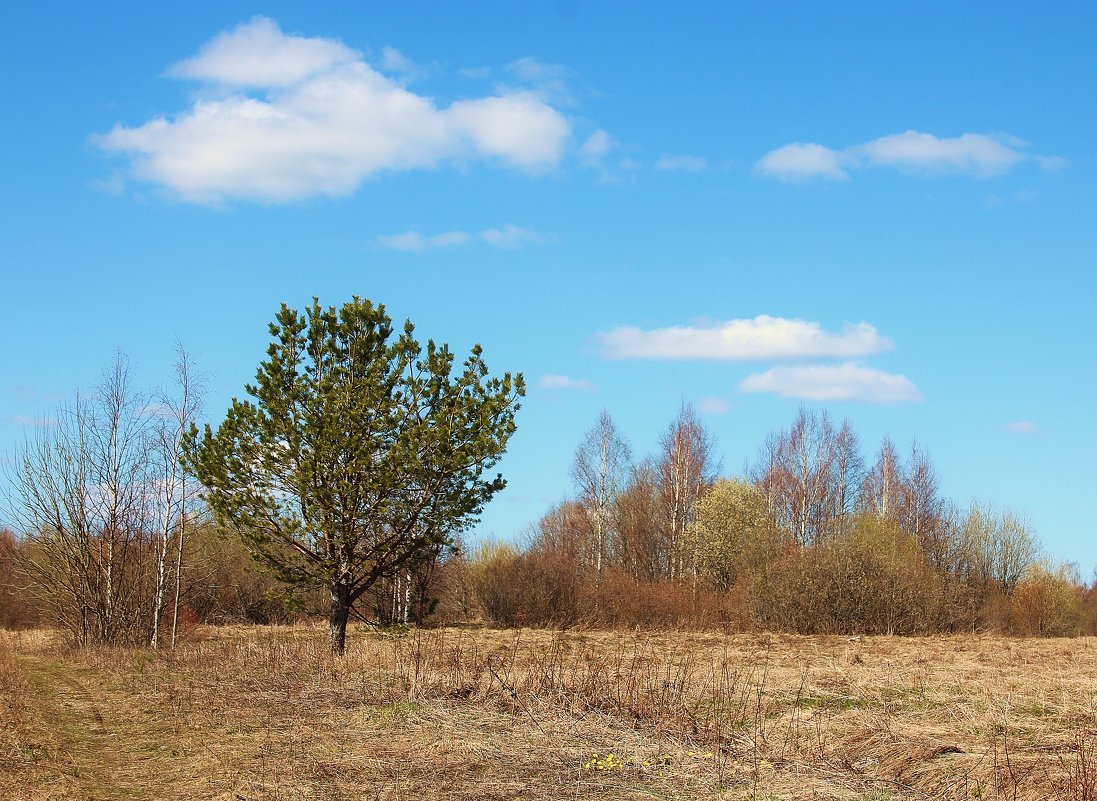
[{"x1": 10, "y1": 652, "x2": 217, "y2": 801}]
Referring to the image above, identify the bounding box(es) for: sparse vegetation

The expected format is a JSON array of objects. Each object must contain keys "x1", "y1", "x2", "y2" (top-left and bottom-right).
[{"x1": 4, "y1": 624, "x2": 1097, "y2": 799}]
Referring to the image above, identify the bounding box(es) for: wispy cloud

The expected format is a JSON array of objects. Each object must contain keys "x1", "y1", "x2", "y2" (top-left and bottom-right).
[
  {"x1": 377, "y1": 231, "x2": 463, "y2": 252},
  {"x1": 539, "y1": 374, "x2": 595, "y2": 392},
  {"x1": 986, "y1": 189, "x2": 1040, "y2": 206},
  {"x1": 696, "y1": 396, "x2": 731, "y2": 414},
  {"x1": 377, "y1": 224, "x2": 548, "y2": 252},
  {"x1": 2, "y1": 386, "x2": 38, "y2": 402},
  {"x1": 10, "y1": 414, "x2": 59, "y2": 426},
  {"x1": 503, "y1": 56, "x2": 576, "y2": 106},
  {"x1": 579, "y1": 129, "x2": 615, "y2": 168},
  {"x1": 380, "y1": 46, "x2": 417, "y2": 77},
  {"x1": 739, "y1": 363, "x2": 921, "y2": 404},
  {"x1": 96, "y1": 17, "x2": 578, "y2": 203},
  {"x1": 655, "y1": 154, "x2": 707, "y2": 172},
  {"x1": 594, "y1": 316, "x2": 892, "y2": 361},
  {"x1": 756, "y1": 130, "x2": 1056, "y2": 182},
  {"x1": 480, "y1": 224, "x2": 548, "y2": 249},
  {"x1": 1002, "y1": 420, "x2": 1039, "y2": 434},
  {"x1": 1035, "y1": 155, "x2": 1067, "y2": 172}
]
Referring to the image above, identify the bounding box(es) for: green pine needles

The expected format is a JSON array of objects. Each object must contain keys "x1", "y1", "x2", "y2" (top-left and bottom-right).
[{"x1": 183, "y1": 298, "x2": 524, "y2": 654}]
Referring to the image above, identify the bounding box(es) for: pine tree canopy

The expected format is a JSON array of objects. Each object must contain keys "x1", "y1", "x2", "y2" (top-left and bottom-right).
[{"x1": 182, "y1": 297, "x2": 523, "y2": 650}]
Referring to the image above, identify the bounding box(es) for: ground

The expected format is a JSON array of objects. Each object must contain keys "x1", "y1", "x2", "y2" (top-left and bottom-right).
[{"x1": 2, "y1": 625, "x2": 1095, "y2": 800}]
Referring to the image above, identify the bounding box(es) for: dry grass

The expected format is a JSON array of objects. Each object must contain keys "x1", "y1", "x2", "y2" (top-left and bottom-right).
[{"x1": 2, "y1": 625, "x2": 1096, "y2": 800}]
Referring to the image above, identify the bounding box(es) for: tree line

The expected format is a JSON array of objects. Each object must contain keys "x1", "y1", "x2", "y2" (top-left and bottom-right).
[
  {"x1": 456, "y1": 405, "x2": 1095, "y2": 636},
  {"x1": 2, "y1": 298, "x2": 1091, "y2": 646}
]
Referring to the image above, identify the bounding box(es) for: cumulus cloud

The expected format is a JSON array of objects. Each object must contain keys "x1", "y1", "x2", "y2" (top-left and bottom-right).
[
  {"x1": 539, "y1": 374, "x2": 595, "y2": 392},
  {"x1": 169, "y1": 17, "x2": 359, "y2": 87},
  {"x1": 377, "y1": 224, "x2": 548, "y2": 252},
  {"x1": 1002, "y1": 420, "x2": 1039, "y2": 434},
  {"x1": 756, "y1": 130, "x2": 1050, "y2": 182},
  {"x1": 594, "y1": 316, "x2": 892, "y2": 361},
  {"x1": 655, "y1": 154, "x2": 707, "y2": 172},
  {"x1": 96, "y1": 17, "x2": 575, "y2": 203},
  {"x1": 755, "y1": 143, "x2": 850, "y2": 182},
  {"x1": 739, "y1": 363, "x2": 921, "y2": 404}
]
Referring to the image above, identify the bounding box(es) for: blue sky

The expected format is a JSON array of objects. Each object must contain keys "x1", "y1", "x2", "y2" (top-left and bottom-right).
[{"x1": 2, "y1": 2, "x2": 1094, "y2": 569}]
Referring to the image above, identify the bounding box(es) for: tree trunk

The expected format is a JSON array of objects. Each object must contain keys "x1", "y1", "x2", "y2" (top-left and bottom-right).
[{"x1": 329, "y1": 585, "x2": 351, "y2": 656}]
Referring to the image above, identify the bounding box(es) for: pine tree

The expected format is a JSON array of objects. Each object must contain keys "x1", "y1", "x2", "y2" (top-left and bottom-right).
[{"x1": 184, "y1": 298, "x2": 523, "y2": 654}]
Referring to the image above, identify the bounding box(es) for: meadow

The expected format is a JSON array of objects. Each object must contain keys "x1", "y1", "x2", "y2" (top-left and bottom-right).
[{"x1": 2, "y1": 624, "x2": 1096, "y2": 800}]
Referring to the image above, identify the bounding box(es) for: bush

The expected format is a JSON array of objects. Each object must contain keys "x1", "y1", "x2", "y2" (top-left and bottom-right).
[
  {"x1": 1008, "y1": 565, "x2": 1085, "y2": 636},
  {"x1": 753, "y1": 516, "x2": 942, "y2": 635},
  {"x1": 183, "y1": 522, "x2": 305, "y2": 625}
]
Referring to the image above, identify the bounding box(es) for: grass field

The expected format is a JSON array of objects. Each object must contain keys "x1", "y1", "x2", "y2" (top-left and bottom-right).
[{"x1": 2, "y1": 624, "x2": 1096, "y2": 800}]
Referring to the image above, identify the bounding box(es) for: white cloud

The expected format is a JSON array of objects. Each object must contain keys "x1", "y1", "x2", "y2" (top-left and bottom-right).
[
  {"x1": 169, "y1": 17, "x2": 359, "y2": 88},
  {"x1": 757, "y1": 130, "x2": 1042, "y2": 182},
  {"x1": 539, "y1": 374, "x2": 595, "y2": 392},
  {"x1": 1002, "y1": 421, "x2": 1039, "y2": 434},
  {"x1": 380, "y1": 46, "x2": 416, "y2": 76},
  {"x1": 580, "y1": 129, "x2": 615, "y2": 167},
  {"x1": 506, "y1": 56, "x2": 570, "y2": 84},
  {"x1": 478, "y1": 224, "x2": 546, "y2": 249},
  {"x1": 739, "y1": 363, "x2": 921, "y2": 404},
  {"x1": 595, "y1": 316, "x2": 892, "y2": 361},
  {"x1": 696, "y1": 396, "x2": 731, "y2": 414},
  {"x1": 377, "y1": 230, "x2": 473, "y2": 251},
  {"x1": 655, "y1": 154, "x2": 707, "y2": 172},
  {"x1": 97, "y1": 18, "x2": 575, "y2": 203},
  {"x1": 503, "y1": 56, "x2": 575, "y2": 106},
  {"x1": 755, "y1": 143, "x2": 850, "y2": 182},
  {"x1": 430, "y1": 231, "x2": 472, "y2": 248},
  {"x1": 377, "y1": 224, "x2": 547, "y2": 252},
  {"x1": 855, "y1": 131, "x2": 1024, "y2": 176},
  {"x1": 377, "y1": 231, "x2": 427, "y2": 252},
  {"x1": 1036, "y1": 155, "x2": 1067, "y2": 172}
]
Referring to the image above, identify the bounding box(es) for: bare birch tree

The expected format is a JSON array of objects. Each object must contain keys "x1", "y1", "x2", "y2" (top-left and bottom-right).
[
  {"x1": 897, "y1": 442, "x2": 946, "y2": 568},
  {"x1": 10, "y1": 353, "x2": 156, "y2": 645},
  {"x1": 830, "y1": 421, "x2": 863, "y2": 535},
  {"x1": 859, "y1": 437, "x2": 903, "y2": 520},
  {"x1": 752, "y1": 408, "x2": 845, "y2": 548},
  {"x1": 657, "y1": 403, "x2": 716, "y2": 581},
  {"x1": 150, "y1": 344, "x2": 204, "y2": 649},
  {"x1": 570, "y1": 411, "x2": 631, "y2": 576}
]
